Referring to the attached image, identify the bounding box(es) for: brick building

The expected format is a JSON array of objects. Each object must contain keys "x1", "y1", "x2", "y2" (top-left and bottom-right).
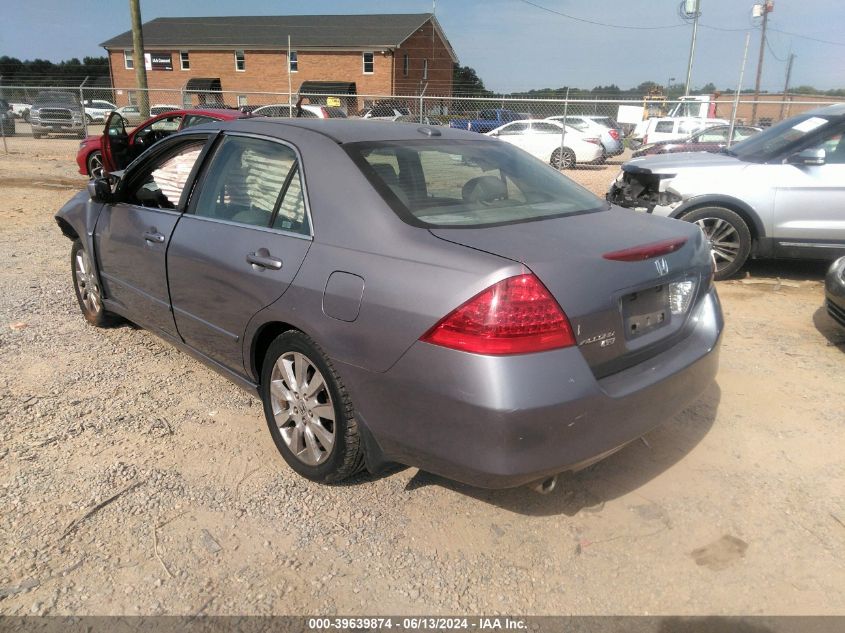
[{"x1": 100, "y1": 13, "x2": 457, "y2": 110}]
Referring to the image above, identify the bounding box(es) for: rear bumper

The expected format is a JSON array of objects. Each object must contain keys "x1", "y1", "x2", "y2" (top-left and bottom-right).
[
  {"x1": 340, "y1": 288, "x2": 723, "y2": 488},
  {"x1": 825, "y1": 257, "x2": 845, "y2": 328}
]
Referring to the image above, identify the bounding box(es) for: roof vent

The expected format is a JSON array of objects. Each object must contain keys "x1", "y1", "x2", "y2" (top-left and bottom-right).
[{"x1": 417, "y1": 126, "x2": 441, "y2": 137}]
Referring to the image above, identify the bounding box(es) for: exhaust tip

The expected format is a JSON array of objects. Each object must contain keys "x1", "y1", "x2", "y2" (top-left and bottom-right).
[{"x1": 530, "y1": 475, "x2": 558, "y2": 495}]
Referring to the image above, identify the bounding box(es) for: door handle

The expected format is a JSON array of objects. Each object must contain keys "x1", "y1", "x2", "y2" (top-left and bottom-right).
[
  {"x1": 247, "y1": 250, "x2": 283, "y2": 271},
  {"x1": 143, "y1": 231, "x2": 165, "y2": 244}
]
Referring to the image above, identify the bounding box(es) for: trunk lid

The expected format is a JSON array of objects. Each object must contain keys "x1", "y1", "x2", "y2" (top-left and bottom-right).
[{"x1": 430, "y1": 207, "x2": 713, "y2": 377}]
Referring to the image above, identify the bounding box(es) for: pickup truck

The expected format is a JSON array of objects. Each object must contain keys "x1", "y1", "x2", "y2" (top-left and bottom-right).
[
  {"x1": 449, "y1": 109, "x2": 526, "y2": 133},
  {"x1": 30, "y1": 91, "x2": 85, "y2": 138}
]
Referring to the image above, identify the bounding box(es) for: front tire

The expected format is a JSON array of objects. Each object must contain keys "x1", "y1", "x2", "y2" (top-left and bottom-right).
[
  {"x1": 260, "y1": 331, "x2": 364, "y2": 483},
  {"x1": 71, "y1": 240, "x2": 117, "y2": 327},
  {"x1": 86, "y1": 151, "x2": 105, "y2": 179},
  {"x1": 680, "y1": 206, "x2": 751, "y2": 280},
  {"x1": 551, "y1": 147, "x2": 576, "y2": 170}
]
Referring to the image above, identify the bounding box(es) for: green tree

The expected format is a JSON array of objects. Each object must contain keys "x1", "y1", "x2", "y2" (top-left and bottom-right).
[{"x1": 452, "y1": 64, "x2": 492, "y2": 96}]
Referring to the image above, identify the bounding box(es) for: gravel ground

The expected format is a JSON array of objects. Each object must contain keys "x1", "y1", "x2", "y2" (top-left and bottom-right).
[{"x1": 0, "y1": 140, "x2": 844, "y2": 617}]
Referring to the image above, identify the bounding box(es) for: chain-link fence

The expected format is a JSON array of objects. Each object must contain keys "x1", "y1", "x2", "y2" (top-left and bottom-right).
[{"x1": 0, "y1": 82, "x2": 840, "y2": 174}]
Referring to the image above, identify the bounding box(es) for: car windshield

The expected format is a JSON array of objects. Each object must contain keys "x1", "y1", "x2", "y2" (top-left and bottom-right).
[
  {"x1": 347, "y1": 140, "x2": 604, "y2": 228},
  {"x1": 35, "y1": 92, "x2": 77, "y2": 105},
  {"x1": 726, "y1": 113, "x2": 834, "y2": 162}
]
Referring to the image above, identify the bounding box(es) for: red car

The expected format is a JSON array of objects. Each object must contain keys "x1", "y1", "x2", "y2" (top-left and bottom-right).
[
  {"x1": 631, "y1": 124, "x2": 761, "y2": 158},
  {"x1": 76, "y1": 108, "x2": 246, "y2": 178}
]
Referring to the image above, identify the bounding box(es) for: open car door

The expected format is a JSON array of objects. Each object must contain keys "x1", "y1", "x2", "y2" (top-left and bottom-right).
[{"x1": 102, "y1": 111, "x2": 129, "y2": 173}]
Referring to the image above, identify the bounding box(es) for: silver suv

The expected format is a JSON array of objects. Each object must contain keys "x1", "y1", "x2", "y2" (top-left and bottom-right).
[{"x1": 608, "y1": 104, "x2": 845, "y2": 279}]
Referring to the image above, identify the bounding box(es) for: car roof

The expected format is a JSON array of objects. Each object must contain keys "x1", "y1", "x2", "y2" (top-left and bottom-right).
[
  {"x1": 808, "y1": 103, "x2": 845, "y2": 116},
  {"x1": 214, "y1": 117, "x2": 488, "y2": 143}
]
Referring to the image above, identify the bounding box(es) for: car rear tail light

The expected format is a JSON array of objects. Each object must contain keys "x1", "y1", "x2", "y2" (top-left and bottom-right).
[
  {"x1": 609, "y1": 129, "x2": 620, "y2": 140},
  {"x1": 421, "y1": 274, "x2": 575, "y2": 355},
  {"x1": 642, "y1": 135, "x2": 648, "y2": 144},
  {"x1": 603, "y1": 237, "x2": 687, "y2": 262},
  {"x1": 669, "y1": 279, "x2": 696, "y2": 315}
]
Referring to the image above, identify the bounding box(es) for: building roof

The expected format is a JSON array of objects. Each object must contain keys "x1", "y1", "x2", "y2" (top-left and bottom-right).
[{"x1": 101, "y1": 13, "x2": 456, "y2": 59}]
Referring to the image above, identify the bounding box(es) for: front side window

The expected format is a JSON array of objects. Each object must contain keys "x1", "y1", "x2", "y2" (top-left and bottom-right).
[
  {"x1": 729, "y1": 114, "x2": 838, "y2": 163},
  {"x1": 363, "y1": 52, "x2": 374, "y2": 74},
  {"x1": 498, "y1": 122, "x2": 528, "y2": 135},
  {"x1": 289, "y1": 51, "x2": 298, "y2": 72},
  {"x1": 348, "y1": 140, "x2": 604, "y2": 228},
  {"x1": 127, "y1": 141, "x2": 205, "y2": 209},
  {"x1": 531, "y1": 122, "x2": 563, "y2": 134},
  {"x1": 192, "y1": 136, "x2": 309, "y2": 234},
  {"x1": 697, "y1": 128, "x2": 729, "y2": 143},
  {"x1": 235, "y1": 50, "x2": 245, "y2": 71},
  {"x1": 124, "y1": 50, "x2": 134, "y2": 70},
  {"x1": 134, "y1": 115, "x2": 183, "y2": 145},
  {"x1": 180, "y1": 51, "x2": 190, "y2": 70}
]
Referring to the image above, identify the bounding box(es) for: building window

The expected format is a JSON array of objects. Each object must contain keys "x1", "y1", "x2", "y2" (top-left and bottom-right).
[
  {"x1": 403, "y1": 53, "x2": 409, "y2": 77},
  {"x1": 423, "y1": 59, "x2": 428, "y2": 80},
  {"x1": 180, "y1": 51, "x2": 190, "y2": 70},
  {"x1": 363, "y1": 51, "x2": 374, "y2": 74},
  {"x1": 124, "y1": 50, "x2": 134, "y2": 70},
  {"x1": 289, "y1": 51, "x2": 298, "y2": 73},
  {"x1": 234, "y1": 50, "x2": 245, "y2": 72},
  {"x1": 237, "y1": 95, "x2": 248, "y2": 107}
]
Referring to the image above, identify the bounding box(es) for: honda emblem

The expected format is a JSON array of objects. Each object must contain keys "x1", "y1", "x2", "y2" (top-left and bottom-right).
[{"x1": 655, "y1": 257, "x2": 669, "y2": 276}]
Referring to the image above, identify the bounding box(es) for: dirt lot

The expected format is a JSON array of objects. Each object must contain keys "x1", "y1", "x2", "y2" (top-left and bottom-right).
[{"x1": 1, "y1": 138, "x2": 843, "y2": 617}]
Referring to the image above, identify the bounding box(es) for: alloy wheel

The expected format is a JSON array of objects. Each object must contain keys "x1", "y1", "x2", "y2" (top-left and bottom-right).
[
  {"x1": 87, "y1": 152, "x2": 105, "y2": 179},
  {"x1": 270, "y1": 351, "x2": 336, "y2": 466},
  {"x1": 694, "y1": 217, "x2": 740, "y2": 271},
  {"x1": 75, "y1": 249, "x2": 101, "y2": 314}
]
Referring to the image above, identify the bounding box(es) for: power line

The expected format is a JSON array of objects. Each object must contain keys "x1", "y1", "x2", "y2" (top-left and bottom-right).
[{"x1": 514, "y1": 0, "x2": 686, "y2": 30}]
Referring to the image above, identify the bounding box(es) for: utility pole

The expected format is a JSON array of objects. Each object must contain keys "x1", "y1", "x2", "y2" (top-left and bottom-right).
[
  {"x1": 750, "y1": 0, "x2": 773, "y2": 125},
  {"x1": 728, "y1": 32, "x2": 751, "y2": 148},
  {"x1": 129, "y1": 0, "x2": 149, "y2": 119},
  {"x1": 779, "y1": 52, "x2": 795, "y2": 120},
  {"x1": 683, "y1": 0, "x2": 701, "y2": 96}
]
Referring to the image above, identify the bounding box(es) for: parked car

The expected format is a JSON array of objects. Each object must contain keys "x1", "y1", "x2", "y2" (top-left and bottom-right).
[
  {"x1": 825, "y1": 256, "x2": 845, "y2": 330},
  {"x1": 150, "y1": 104, "x2": 181, "y2": 116},
  {"x1": 76, "y1": 108, "x2": 246, "y2": 178},
  {"x1": 546, "y1": 115, "x2": 624, "y2": 158},
  {"x1": 630, "y1": 117, "x2": 729, "y2": 149},
  {"x1": 358, "y1": 101, "x2": 411, "y2": 119},
  {"x1": 9, "y1": 102, "x2": 32, "y2": 121},
  {"x1": 56, "y1": 118, "x2": 721, "y2": 489},
  {"x1": 486, "y1": 119, "x2": 603, "y2": 168},
  {"x1": 0, "y1": 99, "x2": 15, "y2": 135},
  {"x1": 608, "y1": 104, "x2": 845, "y2": 279},
  {"x1": 632, "y1": 125, "x2": 762, "y2": 158},
  {"x1": 450, "y1": 109, "x2": 526, "y2": 134},
  {"x1": 29, "y1": 91, "x2": 85, "y2": 138},
  {"x1": 83, "y1": 99, "x2": 117, "y2": 123},
  {"x1": 112, "y1": 105, "x2": 142, "y2": 125}
]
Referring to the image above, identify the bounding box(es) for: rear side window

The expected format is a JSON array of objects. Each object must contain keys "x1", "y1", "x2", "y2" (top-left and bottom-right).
[
  {"x1": 654, "y1": 121, "x2": 674, "y2": 133},
  {"x1": 348, "y1": 140, "x2": 603, "y2": 228},
  {"x1": 191, "y1": 136, "x2": 309, "y2": 234}
]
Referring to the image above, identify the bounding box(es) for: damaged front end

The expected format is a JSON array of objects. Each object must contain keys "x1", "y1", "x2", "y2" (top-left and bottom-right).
[{"x1": 607, "y1": 165, "x2": 682, "y2": 213}]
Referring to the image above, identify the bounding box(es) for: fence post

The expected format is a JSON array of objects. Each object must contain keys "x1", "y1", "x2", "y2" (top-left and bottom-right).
[
  {"x1": 0, "y1": 75, "x2": 6, "y2": 155},
  {"x1": 79, "y1": 76, "x2": 89, "y2": 138},
  {"x1": 557, "y1": 88, "x2": 569, "y2": 170},
  {"x1": 728, "y1": 33, "x2": 751, "y2": 148}
]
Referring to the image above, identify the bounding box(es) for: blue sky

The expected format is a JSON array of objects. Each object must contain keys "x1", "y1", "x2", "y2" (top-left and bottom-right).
[{"x1": 2, "y1": 0, "x2": 843, "y2": 92}]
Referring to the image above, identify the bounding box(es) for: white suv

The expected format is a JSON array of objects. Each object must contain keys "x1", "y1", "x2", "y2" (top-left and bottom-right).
[
  {"x1": 609, "y1": 105, "x2": 845, "y2": 279},
  {"x1": 83, "y1": 100, "x2": 116, "y2": 123}
]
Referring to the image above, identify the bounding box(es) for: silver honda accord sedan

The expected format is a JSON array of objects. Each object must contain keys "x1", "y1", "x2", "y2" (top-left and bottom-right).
[{"x1": 55, "y1": 118, "x2": 723, "y2": 489}]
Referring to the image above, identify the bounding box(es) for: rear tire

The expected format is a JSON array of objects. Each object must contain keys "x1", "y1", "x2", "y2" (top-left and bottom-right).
[
  {"x1": 680, "y1": 206, "x2": 751, "y2": 280},
  {"x1": 551, "y1": 147, "x2": 576, "y2": 170},
  {"x1": 260, "y1": 331, "x2": 365, "y2": 483},
  {"x1": 32, "y1": 133, "x2": 41, "y2": 139}
]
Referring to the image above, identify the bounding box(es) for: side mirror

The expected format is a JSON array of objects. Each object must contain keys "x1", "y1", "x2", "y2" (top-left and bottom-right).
[
  {"x1": 87, "y1": 178, "x2": 113, "y2": 203},
  {"x1": 788, "y1": 148, "x2": 825, "y2": 166}
]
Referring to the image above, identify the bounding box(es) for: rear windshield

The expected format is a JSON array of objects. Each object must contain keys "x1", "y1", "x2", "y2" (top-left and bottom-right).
[{"x1": 347, "y1": 140, "x2": 605, "y2": 228}]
